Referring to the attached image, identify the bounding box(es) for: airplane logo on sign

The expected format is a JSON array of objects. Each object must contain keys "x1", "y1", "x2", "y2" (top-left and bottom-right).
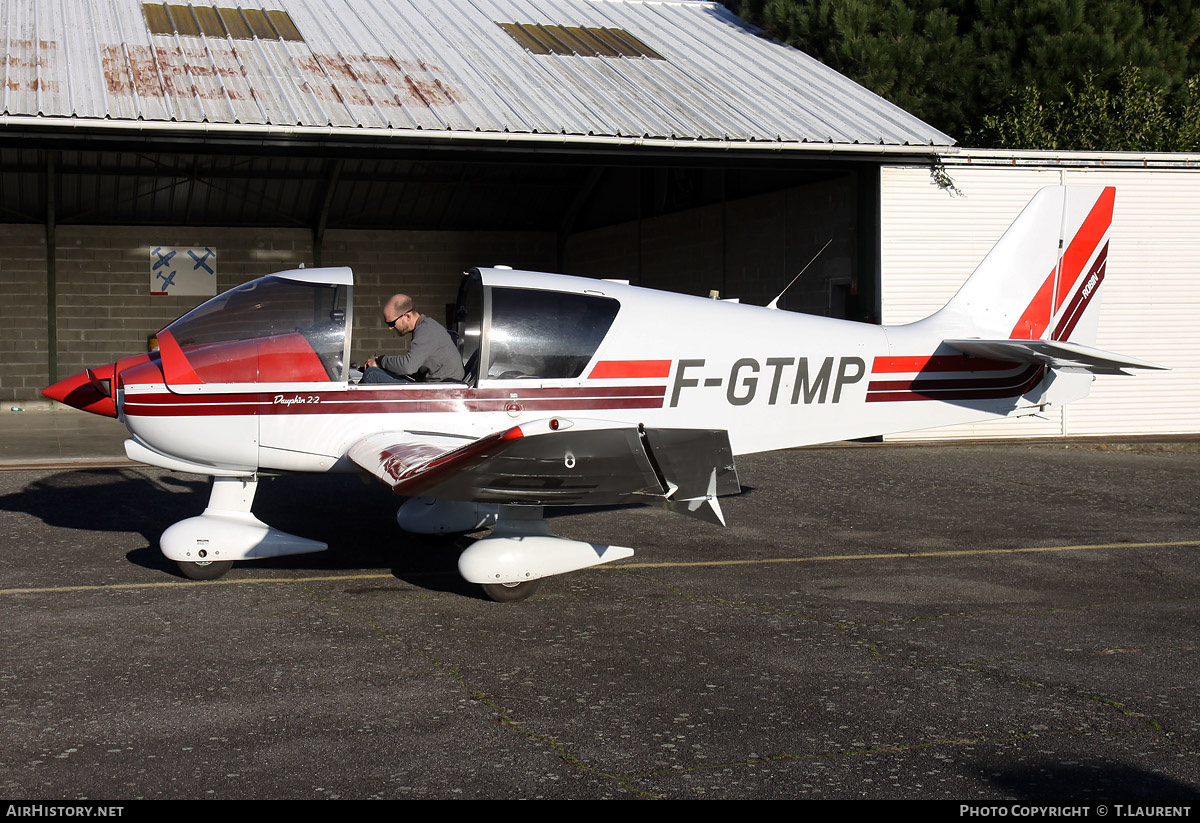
[{"x1": 150, "y1": 246, "x2": 216, "y2": 296}]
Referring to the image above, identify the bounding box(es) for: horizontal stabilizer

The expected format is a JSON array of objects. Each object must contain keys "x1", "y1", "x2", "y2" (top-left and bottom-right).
[{"x1": 944, "y1": 339, "x2": 1167, "y2": 376}]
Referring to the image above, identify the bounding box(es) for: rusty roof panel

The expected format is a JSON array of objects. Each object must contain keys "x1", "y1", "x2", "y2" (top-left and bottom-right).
[{"x1": 0, "y1": 0, "x2": 954, "y2": 149}]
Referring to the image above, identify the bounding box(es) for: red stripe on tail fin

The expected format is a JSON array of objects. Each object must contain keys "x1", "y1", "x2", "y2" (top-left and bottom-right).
[{"x1": 1009, "y1": 187, "x2": 1114, "y2": 340}]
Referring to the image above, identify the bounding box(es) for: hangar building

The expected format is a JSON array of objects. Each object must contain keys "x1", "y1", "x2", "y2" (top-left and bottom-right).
[{"x1": 1, "y1": 0, "x2": 1195, "y2": 440}]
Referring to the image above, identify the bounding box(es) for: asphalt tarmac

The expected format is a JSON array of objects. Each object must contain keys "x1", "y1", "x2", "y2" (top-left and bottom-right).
[{"x1": 0, "y1": 409, "x2": 1197, "y2": 799}]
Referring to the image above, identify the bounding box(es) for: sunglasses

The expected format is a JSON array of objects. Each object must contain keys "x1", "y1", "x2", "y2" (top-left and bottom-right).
[{"x1": 385, "y1": 311, "x2": 411, "y2": 328}]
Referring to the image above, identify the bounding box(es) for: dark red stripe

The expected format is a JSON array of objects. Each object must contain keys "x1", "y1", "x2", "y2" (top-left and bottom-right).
[
  {"x1": 867, "y1": 365, "x2": 1045, "y2": 402},
  {"x1": 1054, "y1": 187, "x2": 1115, "y2": 314},
  {"x1": 1052, "y1": 243, "x2": 1107, "y2": 342},
  {"x1": 868, "y1": 367, "x2": 1032, "y2": 392},
  {"x1": 125, "y1": 385, "x2": 666, "y2": 405},
  {"x1": 498, "y1": 397, "x2": 663, "y2": 412},
  {"x1": 123, "y1": 394, "x2": 667, "y2": 417}
]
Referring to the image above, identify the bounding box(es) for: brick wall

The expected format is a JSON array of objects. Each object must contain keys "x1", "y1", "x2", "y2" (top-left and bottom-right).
[
  {"x1": 561, "y1": 223, "x2": 640, "y2": 283},
  {"x1": 0, "y1": 226, "x2": 49, "y2": 403}
]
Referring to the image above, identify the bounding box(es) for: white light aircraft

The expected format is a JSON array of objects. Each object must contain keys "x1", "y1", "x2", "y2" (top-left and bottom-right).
[{"x1": 44, "y1": 186, "x2": 1163, "y2": 600}]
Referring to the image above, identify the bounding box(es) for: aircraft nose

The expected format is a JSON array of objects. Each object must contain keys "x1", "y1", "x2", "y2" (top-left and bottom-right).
[{"x1": 43, "y1": 364, "x2": 118, "y2": 418}]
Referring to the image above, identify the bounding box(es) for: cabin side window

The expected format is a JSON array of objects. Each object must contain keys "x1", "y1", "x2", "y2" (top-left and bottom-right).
[{"x1": 486, "y1": 288, "x2": 619, "y2": 380}]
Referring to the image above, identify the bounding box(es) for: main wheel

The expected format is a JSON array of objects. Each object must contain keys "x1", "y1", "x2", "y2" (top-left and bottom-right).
[
  {"x1": 481, "y1": 579, "x2": 541, "y2": 602},
  {"x1": 176, "y1": 559, "x2": 234, "y2": 581}
]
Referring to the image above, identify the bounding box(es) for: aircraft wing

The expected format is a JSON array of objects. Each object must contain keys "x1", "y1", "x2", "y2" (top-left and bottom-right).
[
  {"x1": 347, "y1": 418, "x2": 740, "y2": 524},
  {"x1": 943, "y1": 339, "x2": 1167, "y2": 376}
]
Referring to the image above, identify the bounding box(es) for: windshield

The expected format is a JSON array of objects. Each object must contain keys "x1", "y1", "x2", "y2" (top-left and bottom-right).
[{"x1": 164, "y1": 275, "x2": 350, "y2": 383}]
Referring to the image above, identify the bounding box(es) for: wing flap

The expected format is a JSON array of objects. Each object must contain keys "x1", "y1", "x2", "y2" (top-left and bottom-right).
[
  {"x1": 349, "y1": 419, "x2": 664, "y2": 505},
  {"x1": 347, "y1": 419, "x2": 741, "y2": 518}
]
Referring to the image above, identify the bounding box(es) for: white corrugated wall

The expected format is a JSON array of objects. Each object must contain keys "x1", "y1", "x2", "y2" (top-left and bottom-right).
[{"x1": 879, "y1": 163, "x2": 1200, "y2": 440}]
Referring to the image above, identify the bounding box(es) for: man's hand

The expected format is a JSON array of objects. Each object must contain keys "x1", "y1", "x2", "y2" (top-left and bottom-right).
[{"x1": 365, "y1": 355, "x2": 378, "y2": 369}]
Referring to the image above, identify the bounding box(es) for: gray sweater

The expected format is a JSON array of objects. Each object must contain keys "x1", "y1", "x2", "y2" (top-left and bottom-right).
[{"x1": 379, "y1": 315, "x2": 466, "y2": 382}]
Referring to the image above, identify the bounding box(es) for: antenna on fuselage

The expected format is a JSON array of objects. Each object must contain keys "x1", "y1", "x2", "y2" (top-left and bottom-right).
[{"x1": 766, "y1": 238, "x2": 833, "y2": 311}]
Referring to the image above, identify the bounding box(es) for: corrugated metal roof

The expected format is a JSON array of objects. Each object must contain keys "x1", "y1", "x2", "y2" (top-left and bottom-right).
[{"x1": 0, "y1": 0, "x2": 954, "y2": 150}]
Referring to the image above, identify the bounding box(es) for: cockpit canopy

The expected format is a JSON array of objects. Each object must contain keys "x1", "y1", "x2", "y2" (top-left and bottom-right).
[
  {"x1": 160, "y1": 269, "x2": 351, "y2": 386},
  {"x1": 155, "y1": 266, "x2": 621, "y2": 389}
]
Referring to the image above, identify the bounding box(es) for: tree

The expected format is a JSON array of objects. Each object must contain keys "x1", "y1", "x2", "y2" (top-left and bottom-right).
[
  {"x1": 724, "y1": 0, "x2": 1200, "y2": 150},
  {"x1": 977, "y1": 66, "x2": 1200, "y2": 150}
]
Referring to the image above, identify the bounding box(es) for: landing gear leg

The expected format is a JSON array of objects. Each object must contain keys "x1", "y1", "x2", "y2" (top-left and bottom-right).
[{"x1": 160, "y1": 475, "x2": 327, "y2": 579}]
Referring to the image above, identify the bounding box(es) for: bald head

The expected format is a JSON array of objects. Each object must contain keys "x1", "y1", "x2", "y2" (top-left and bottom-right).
[
  {"x1": 384, "y1": 294, "x2": 420, "y2": 335},
  {"x1": 385, "y1": 294, "x2": 413, "y2": 316}
]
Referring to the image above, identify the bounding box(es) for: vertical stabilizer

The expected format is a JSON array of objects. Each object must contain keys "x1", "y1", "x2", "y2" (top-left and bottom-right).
[{"x1": 923, "y1": 186, "x2": 1115, "y2": 346}]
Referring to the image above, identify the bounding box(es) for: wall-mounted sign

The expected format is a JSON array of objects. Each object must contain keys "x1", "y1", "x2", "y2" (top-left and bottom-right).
[{"x1": 150, "y1": 246, "x2": 216, "y2": 296}]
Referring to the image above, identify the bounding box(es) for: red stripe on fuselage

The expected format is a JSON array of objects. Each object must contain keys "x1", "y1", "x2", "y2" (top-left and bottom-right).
[
  {"x1": 588, "y1": 360, "x2": 673, "y2": 379},
  {"x1": 872, "y1": 355, "x2": 1019, "y2": 374}
]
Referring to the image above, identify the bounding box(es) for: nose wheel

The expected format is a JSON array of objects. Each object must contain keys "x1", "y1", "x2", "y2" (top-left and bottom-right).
[{"x1": 176, "y1": 559, "x2": 234, "y2": 580}]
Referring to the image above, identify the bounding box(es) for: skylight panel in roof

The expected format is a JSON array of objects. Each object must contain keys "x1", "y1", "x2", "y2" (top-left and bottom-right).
[
  {"x1": 142, "y1": 3, "x2": 304, "y2": 42},
  {"x1": 497, "y1": 22, "x2": 664, "y2": 60}
]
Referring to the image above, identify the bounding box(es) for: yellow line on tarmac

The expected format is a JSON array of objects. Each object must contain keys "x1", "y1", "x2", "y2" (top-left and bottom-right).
[
  {"x1": 0, "y1": 572, "x2": 397, "y2": 596},
  {"x1": 610, "y1": 540, "x2": 1200, "y2": 570},
  {"x1": 2, "y1": 540, "x2": 1196, "y2": 596}
]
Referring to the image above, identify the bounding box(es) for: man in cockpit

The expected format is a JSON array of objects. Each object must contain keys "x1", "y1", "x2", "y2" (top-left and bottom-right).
[{"x1": 360, "y1": 293, "x2": 466, "y2": 383}]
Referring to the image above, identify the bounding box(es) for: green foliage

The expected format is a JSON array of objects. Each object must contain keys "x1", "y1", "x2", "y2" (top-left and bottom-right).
[
  {"x1": 724, "y1": 0, "x2": 1200, "y2": 151},
  {"x1": 976, "y1": 66, "x2": 1200, "y2": 151},
  {"x1": 737, "y1": 0, "x2": 980, "y2": 136},
  {"x1": 985, "y1": 80, "x2": 1200, "y2": 151}
]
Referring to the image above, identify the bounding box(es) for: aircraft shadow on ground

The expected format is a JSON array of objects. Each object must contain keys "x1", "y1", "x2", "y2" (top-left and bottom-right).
[
  {"x1": 541, "y1": 482, "x2": 757, "y2": 519},
  {"x1": 986, "y1": 761, "x2": 1200, "y2": 802},
  {"x1": 3, "y1": 468, "x2": 537, "y2": 597},
  {"x1": 0, "y1": 469, "x2": 426, "y2": 576},
  {"x1": 3, "y1": 467, "x2": 757, "y2": 597},
  {"x1": 0, "y1": 468, "x2": 206, "y2": 540}
]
